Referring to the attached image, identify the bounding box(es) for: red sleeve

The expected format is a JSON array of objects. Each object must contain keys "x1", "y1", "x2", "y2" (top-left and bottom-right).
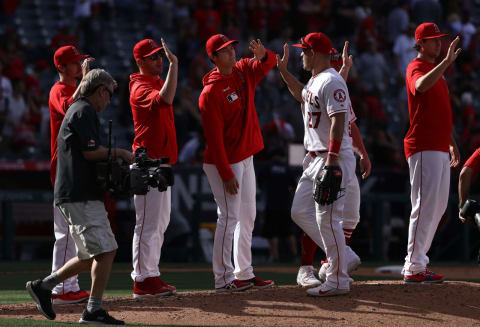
[
  {"x1": 53, "y1": 87, "x2": 73, "y2": 115},
  {"x1": 199, "y1": 89, "x2": 234, "y2": 181},
  {"x1": 132, "y1": 83, "x2": 167, "y2": 109},
  {"x1": 464, "y1": 148, "x2": 480, "y2": 175},
  {"x1": 236, "y1": 49, "x2": 277, "y2": 86},
  {"x1": 406, "y1": 61, "x2": 425, "y2": 96}
]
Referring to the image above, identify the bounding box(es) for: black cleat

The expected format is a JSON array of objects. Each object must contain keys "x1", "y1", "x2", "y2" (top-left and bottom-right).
[
  {"x1": 79, "y1": 308, "x2": 125, "y2": 325},
  {"x1": 26, "y1": 280, "x2": 56, "y2": 320}
]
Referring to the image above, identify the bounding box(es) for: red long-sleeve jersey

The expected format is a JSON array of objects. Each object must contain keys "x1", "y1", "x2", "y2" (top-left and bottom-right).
[{"x1": 198, "y1": 50, "x2": 276, "y2": 181}]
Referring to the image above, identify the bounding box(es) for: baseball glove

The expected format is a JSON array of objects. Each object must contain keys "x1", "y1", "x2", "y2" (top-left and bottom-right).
[{"x1": 314, "y1": 165, "x2": 342, "y2": 205}]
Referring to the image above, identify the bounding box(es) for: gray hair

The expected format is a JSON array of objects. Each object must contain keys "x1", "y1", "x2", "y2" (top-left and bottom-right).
[{"x1": 73, "y1": 68, "x2": 117, "y2": 100}]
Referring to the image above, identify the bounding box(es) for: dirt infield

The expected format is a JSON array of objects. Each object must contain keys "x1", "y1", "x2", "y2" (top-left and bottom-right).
[{"x1": 2, "y1": 280, "x2": 480, "y2": 326}]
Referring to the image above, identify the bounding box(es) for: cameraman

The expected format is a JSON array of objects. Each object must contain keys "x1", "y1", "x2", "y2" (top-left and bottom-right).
[
  {"x1": 26, "y1": 69, "x2": 133, "y2": 325},
  {"x1": 129, "y1": 38, "x2": 178, "y2": 298},
  {"x1": 459, "y1": 148, "x2": 480, "y2": 222}
]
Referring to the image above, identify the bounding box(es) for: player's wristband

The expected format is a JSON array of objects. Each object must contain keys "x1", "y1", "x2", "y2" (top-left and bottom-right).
[
  {"x1": 261, "y1": 52, "x2": 268, "y2": 62},
  {"x1": 328, "y1": 140, "x2": 341, "y2": 158}
]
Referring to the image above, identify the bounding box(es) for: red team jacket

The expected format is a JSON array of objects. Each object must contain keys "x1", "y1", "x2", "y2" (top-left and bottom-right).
[
  {"x1": 49, "y1": 81, "x2": 75, "y2": 186},
  {"x1": 198, "y1": 50, "x2": 276, "y2": 181},
  {"x1": 465, "y1": 148, "x2": 480, "y2": 174},
  {"x1": 404, "y1": 58, "x2": 452, "y2": 159},
  {"x1": 129, "y1": 72, "x2": 178, "y2": 164}
]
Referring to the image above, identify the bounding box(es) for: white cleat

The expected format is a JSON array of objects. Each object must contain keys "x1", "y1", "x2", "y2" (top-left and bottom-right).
[
  {"x1": 296, "y1": 265, "x2": 322, "y2": 287},
  {"x1": 306, "y1": 283, "x2": 349, "y2": 297},
  {"x1": 319, "y1": 247, "x2": 361, "y2": 282}
]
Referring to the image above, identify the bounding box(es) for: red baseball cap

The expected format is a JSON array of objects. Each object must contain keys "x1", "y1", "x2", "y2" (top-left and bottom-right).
[
  {"x1": 133, "y1": 39, "x2": 163, "y2": 61},
  {"x1": 415, "y1": 22, "x2": 448, "y2": 41},
  {"x1": 54, "y1": 45, "x2": 89, "y2": 68},
  {"x1": 205, "y1": 34, "x2": 238, "y2": 58},
  {"x1": 293, "y1": 33, "x2": 332, "y2": 54}
]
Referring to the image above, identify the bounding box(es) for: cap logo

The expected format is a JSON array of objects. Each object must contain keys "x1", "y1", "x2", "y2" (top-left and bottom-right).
[
  {"x1": 433, "y1": 24, "x2": 440, "y2": 33},
  {"x1": 220, "y1": 35, "x2": 228, "y2": 43},
  {"x1": 148, "y1": 40, "x2": 156, "y2": 49},
  {"x1": 71, "y1": 46, "x2": 79, "y2": 55}
]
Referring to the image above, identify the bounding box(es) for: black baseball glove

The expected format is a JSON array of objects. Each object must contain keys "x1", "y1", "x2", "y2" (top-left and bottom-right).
[{"x1": 314, "y1": 165, "x2": 342, "y2": 205}]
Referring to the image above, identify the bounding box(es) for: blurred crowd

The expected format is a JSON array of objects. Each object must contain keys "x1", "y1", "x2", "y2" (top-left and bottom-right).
[{"x1": 1, "y1": 0, "x2": 480, "y2": 170}]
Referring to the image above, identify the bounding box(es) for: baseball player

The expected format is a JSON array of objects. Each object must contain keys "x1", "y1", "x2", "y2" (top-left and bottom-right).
[
  {"x1": 199, "y1": 34, "x2": 276, "y2": 292},
  {"x1": 459, "y1": 148, "x2": 480, "y2": 222},
  {"x1": 48, "y1": 45, "x2": 92, "y2": 304},
  {"x1": 129, "y1": 38, "x2": 178, "y2": 298},
  {"x1": 403, "y1": 23, "x2": 460, "y2": 283},
  {"x1": 277, "y1": 32, "x2": 355, "y2": 296},
  {"x1": 297, "y1": 44, "x2": 371, "y2": 287}
]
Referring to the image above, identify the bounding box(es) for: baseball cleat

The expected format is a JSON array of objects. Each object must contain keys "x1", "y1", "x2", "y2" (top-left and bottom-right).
[
  {"x1": 241, "y1": 276, "x2": 275, "y2": 289},
  {"x1": 26, "y1": 280, "x2": 56, "y2": 320},
  {"x1": 319, "y1": 250, "x2": 361, "y2": 282},
  {"x1": 404, "y1": 269, "x2": 444, "y2": 283},
  {"x1": 79, "y1": 308, "x2": 124, "y2": 325},
  {"x1": 133, "y1": 277, "x2": 176, "y2": 299},
  {"x1": 306, "y1": 283, "x2": 349, "y2": 297},
  {"x1": 216, "y1": 279, "x2": 253, "y2": 292},
  {"x1": 297, "y1": 265, "x2": 322, "y2": 287},
  {"x1": 52, "y1": 290, "x2": 90, "y2": 304}
]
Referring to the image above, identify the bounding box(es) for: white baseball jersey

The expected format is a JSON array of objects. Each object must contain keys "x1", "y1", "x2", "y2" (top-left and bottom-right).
[{"x1": 301, "y1": 68, "x2": 353, "y2": 153}]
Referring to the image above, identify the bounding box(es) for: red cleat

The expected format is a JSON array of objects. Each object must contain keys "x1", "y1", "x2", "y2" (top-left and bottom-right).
[
  {"x1": 51, "y1": 290, "x2": 90, "y2": 304},
  {"x1": 242, "y1": 276, "x2": 275, "y2": 289},
  {"x1": 133, "y1": 277, "x2": 176, "y2": 299},
  {"x1": 404, "y1": 269, "x2": 444, "y2": 283}
]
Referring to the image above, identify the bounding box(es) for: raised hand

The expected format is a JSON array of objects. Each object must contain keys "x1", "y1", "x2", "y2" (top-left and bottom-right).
[
  {"x1": 342, "y1": 41, "x2": 353, "y2": 69},
  {"x1": 161, "y1": 38, "x2": 178, "y2": 65},
  {"x1": 445, "y1": 36, "x2": 461, "y2": 65},
  {"x1": 81, "y1": 57, "x2": 95, "y2": 77},
  {"x1": 249, "y1": 39, "x2": 266, "y2": 61},
  {"x1": 276, "y1": 43, "x2": 290, "y2": 72}
]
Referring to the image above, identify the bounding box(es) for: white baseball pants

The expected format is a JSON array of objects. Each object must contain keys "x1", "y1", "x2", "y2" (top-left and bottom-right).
[
  {"x1": 131, "y1": 187, "x2": 171, "y2": 282},
  {"x1": 51, "y1": 203, "x2": 80, "y2": 294},
  {"x1": 204, "y1": 156, "x2": 256, "y2": 288},
  {"x1": 403, "y1": 151, "x2": 450, "y2": 275},
  {"x1": 292, "y1": 152, "x2": 355, "y2": 290}
]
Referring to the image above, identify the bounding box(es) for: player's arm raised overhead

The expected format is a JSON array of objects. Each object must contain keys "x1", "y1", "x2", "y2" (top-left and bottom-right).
[
  {"x1": 338, "y1": 41, "x2": 353, "y2": 81},
  {"x1": 158, "y1": 38, "x2": 178, "y2": 104},
  {"x1": 276, "y1": 43, "x2": 304, "y2": 103},
  {"x1": 414, "y1": 36, "x2": 461, "y2": 93}
]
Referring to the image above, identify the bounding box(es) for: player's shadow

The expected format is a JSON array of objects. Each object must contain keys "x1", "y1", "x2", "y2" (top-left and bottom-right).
[{"x1": 4, "y1": 282, "x2": 479, "y2": 324}]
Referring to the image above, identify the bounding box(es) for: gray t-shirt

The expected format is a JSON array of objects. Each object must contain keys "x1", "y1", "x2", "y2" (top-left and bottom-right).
[{"x1": 54, "y1": 98, "x2": 104, "y2": 205}]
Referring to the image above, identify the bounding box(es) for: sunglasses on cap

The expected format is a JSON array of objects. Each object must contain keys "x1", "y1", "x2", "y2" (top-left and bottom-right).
[{"x1": 145, "y1": 52, "x2": 162, "y2": 61}]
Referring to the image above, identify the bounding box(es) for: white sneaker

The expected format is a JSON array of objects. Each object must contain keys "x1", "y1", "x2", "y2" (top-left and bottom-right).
[
  {"x1": 296, "y1": 265, "x2": 322, "y2": 287},
  {"x1": 318, "y1": 248, "x2": 361, "y2": 282},
  {"x1": 306, "y1": 283, "x2": 349, "y2": 297}
]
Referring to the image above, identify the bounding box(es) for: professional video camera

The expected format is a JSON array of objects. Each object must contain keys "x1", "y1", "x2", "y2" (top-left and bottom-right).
[
  {"x1": 96, "y1": 121, "x2": 173, "y2": 199},
  {"x1": 459, "y1": 199, "x2": 480, "y2": 231},
  {"x1": 460, "y1": 199, "x2": 480, "y2": 265},
  {"x1": 130, "y1": 147, "x2": 173, "y2": 195}
]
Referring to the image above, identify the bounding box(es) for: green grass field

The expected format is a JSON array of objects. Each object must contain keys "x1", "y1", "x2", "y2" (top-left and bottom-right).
[{"x1": 0, "y1": 261, "x2": 477, "y2": 326}]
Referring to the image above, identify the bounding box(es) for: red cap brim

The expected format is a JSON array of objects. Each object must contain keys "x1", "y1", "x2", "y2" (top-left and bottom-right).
[
  {"x1": 215, "y1": 40, "x2": 238, "y2": 53},
  {"x1": 419, "y1": 33, "x2": 449, "y2": 40},
  {"x1": 141, "y1": 47, "x2": 164, "y2": 58},
  {"x1": 292, "y1": 43, "x2": 308, "y2": 49}
]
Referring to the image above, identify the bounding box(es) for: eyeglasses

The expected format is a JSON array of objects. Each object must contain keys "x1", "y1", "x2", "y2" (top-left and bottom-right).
[{"x1": 145, "y1": 52, "x2": 161, "y2": 61}]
